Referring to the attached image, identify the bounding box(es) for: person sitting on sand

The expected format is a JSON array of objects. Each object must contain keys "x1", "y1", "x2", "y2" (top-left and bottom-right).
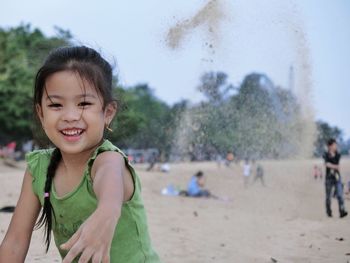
[{"x1": 187, "y1": 171, "x2": 211, "y2": 197}]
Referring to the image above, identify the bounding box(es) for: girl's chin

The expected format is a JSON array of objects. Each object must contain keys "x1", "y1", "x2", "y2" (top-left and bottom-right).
[
  {"x1": 57, "y1": 143, "x2": 100, "y2": 156},
  {"x1": 62, "y1": 134, "x2": 82, "y2": 142}
]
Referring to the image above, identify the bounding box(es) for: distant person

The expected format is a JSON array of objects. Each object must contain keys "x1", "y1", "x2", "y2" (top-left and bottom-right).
[
  {"x1": 313, "y1": 164, "x2": 323, "y2": 180},
  {"x1": 187, "y1": 171, "x2": 211, "y2": 197},
  {"x1": 20, "y1": 140, "x2": 34, "y2": 161},
  {"x1": 345, "y1": 180, "x2": 350, "y2": 196},
  {"x1": 5, "y1": 141, "x2": 16, "y2": 160},
  {"x1": 225, "y1": 151, "x2": 234, "y2": 167},
  {"x1": 243, "y1": 159, "x2": 251, "y2": 187},
  {"x1": 216, "y1": 154, "x2": 224, "y2": 168},
  {"x1": 146, "y1": 152, "x2": 158, "y2": 171},
  {"x1": 323, "y1": 138, "x2": 347, "y2": 218},
  {"x1": 160, "y1": 162, "x2": 170, "y2": 173},
  {"x1": 127, "y1": 154, "x2": 134, "y2": 164},
  {"x1": 253, "y1": 162, "x2": 265, "y2": 186},
  {"x1": 22, "y1": 140, "x2": 33, "y2": 154},
  {"x1": 0, "y1": 146, "x2": 4, "y2": 158}
]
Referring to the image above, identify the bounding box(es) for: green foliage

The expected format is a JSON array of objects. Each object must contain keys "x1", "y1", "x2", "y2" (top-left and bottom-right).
[
  {"x1": 197, "y1": 71, "x2": 234, "y2": 103},
  {"x1": 109, "y1": 84, "x2": 173, "y2": 155},
  {"x1": 0, "y1": 24, "x2": 71, "y2": 143},
  {"x1": 185, "y1": 72, "x2": 305, "y2": 159}
]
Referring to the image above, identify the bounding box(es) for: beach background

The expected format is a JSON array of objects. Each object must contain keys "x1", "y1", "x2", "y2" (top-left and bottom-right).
[
  {"x1": 1, "y1": 158, "x2": 350, "y2": 263},
  {"x1": 1, "y1": 1, "x2": 349, "y2": 262}
]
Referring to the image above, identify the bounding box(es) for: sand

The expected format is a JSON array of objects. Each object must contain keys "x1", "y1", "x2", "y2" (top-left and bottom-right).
[
  {"x1": 165, "y1": 0, "x2": 226, "y2": 51},
  {"x1": 1, "y1": 158, "x2": 350, "y2": 262}
]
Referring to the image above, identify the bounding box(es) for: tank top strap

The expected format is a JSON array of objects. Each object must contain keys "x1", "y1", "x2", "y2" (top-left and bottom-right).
[
  {"x1": 25, "y1": 148, "x2": 54, "y2": 204},
  {"x1": 86, "y1": 140, "x2": 139, "y2": 188}
]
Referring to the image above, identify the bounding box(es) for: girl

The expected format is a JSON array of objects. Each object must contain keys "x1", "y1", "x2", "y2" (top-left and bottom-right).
[{"x1": 0, "y1": 46, "x2": 160, "y2": 262}]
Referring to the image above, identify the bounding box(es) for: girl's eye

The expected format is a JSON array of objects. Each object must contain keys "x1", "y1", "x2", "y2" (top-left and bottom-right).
[
  {"x1": 78, "y1": 101, "x2": 92, "y2": 107},
  {"x1": 48, "y1": 103, "x2": 62, "y2": 108}
]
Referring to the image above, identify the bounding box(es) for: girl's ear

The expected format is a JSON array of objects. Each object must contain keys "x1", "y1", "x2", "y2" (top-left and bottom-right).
[{"x1": 104, "y1": 101, "x2": 117, "y2": 124}]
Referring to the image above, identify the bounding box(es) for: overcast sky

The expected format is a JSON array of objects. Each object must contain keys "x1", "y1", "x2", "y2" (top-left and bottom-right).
[{"x1": 1, "y1": 0, "x2": 349, "y2": 138}]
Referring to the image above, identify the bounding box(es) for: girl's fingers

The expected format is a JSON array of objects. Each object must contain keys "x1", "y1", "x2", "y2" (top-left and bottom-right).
[
  {"x1": 78, "y1": 248, "x2": 94, "y2": 263},
  {"x1": 61, "y1": 228, "x2": 81, "y2": 250},
  {"x1": 91, "y1": 251, "x2": 103, "y2": 263},
  {"x1": 62, "y1": 241, "x2": 84, "y2": 263},
  {"x1": 102, "y1": 253, "x2": 110, "y2": 263}
]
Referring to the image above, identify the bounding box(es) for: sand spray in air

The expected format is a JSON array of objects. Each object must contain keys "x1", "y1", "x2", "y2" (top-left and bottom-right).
[
  {"x1": 165, "y1": 0, "x2": 231, "y2": 160},
  {"x1": 165, "y1": 0, "x2": 316, "y2": 159},
  {"x1": 165, "y1": 0, "x2": 228, "y2": 61},
  {"x1": 274, "y1": 1, "x2": 316, "y2": 158}
]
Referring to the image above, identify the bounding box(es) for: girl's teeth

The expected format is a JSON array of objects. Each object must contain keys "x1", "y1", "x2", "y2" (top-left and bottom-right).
[{"x1": 62, "y1": 130, "x2": 81, "y2": 136}]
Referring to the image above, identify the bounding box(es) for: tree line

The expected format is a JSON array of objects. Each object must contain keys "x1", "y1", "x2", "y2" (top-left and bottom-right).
[{"x1": 0, "y1": 24, "x2": 348, "y2": 159}]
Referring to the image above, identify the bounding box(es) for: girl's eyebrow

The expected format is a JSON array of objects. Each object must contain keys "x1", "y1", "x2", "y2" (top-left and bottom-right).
[
  {"x1": 77, "y1": 93, "x2": 98, "y2": 99},
  {"x1": 45, "y1": 95, "x2": 62, "y2": 101},
  {"x1": 45, "y1": 93, "x2": 97, "y2": 100}
]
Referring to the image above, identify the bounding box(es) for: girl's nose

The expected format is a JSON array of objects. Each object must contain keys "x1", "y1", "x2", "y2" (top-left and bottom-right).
[{"x1": 61, "y1": 105, "x2": 82, "y2": 122}]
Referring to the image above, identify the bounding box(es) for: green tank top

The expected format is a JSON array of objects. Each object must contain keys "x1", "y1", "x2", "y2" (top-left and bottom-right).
[{"x1": 26, "y1": 140, "x2": 160, "y2": 263}]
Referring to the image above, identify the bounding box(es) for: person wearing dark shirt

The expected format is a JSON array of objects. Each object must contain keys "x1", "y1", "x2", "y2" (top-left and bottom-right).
[
  {"x1": 253, "y1": 163, "x2": 265, "y2": 186},
  {"x1": 323, "y1": 138, "x2": 347, "y2": 218},
  {"x1": 146, "y1": 152, "x2": 158, "y2": 171}
]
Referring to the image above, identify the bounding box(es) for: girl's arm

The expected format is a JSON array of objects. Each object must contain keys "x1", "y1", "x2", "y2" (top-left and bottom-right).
[
  {"x1": 61, "y1": 151, "x2": 134, "y2": 263},
  {"x1": 0, "y1": 169, "x2": 41, "y2": 262}
]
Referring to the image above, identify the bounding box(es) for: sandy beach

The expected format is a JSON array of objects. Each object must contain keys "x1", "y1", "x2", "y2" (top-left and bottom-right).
[{"x1": 1, "y1": 158, "x2": 350, "y2": 262}]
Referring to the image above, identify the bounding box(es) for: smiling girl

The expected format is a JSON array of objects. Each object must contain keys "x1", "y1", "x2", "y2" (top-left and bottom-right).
[{"x1": 0, "y1": 46, "x2": 160, "y2": 263}]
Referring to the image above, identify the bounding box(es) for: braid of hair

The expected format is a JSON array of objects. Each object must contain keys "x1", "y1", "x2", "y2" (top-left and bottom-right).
[{"x1": 35, "y1": 148, "x2": 61, "y2": 252}]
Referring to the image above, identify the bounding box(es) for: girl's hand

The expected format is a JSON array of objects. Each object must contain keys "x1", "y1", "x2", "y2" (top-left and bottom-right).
[{"x1": 61, "y1": 208, "x2": 120, "y2": 263}]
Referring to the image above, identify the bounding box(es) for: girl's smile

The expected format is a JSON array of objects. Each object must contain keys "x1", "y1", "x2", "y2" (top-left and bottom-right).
[{"x1": 60, "y1": 128, "x2": 85, "y2": 142}]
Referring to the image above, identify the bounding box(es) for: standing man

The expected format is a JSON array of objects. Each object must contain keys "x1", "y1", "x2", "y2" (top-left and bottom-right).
[{"x1": 323, "y1": 138, "x2": 347, "y2": 218}]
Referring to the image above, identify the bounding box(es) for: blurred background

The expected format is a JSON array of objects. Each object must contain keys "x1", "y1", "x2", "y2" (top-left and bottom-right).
[{"x1": 0, "y1": 1, "x2": 349, "y2": 262}]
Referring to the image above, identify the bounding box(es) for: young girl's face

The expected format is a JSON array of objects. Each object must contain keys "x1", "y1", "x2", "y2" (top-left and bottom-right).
[{"x1": 37, "y1": 70, "x2": 116, "y2": 155}]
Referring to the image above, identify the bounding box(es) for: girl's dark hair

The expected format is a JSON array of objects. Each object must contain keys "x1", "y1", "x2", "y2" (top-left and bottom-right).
[
  {"x1": 33, "y1": 46, "x2": 115, "y2": 251},
  {"x1": 35, "y1": 148, "x2": 61, "y2": 252},
  {"x1": 34, "y1": 45, "x2": 114, "y2": 109}
]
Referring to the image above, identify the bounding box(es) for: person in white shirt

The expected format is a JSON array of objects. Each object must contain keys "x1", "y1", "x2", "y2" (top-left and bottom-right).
[{"x1": 243, "y1": 159, "x2": 251, "y2": 187}]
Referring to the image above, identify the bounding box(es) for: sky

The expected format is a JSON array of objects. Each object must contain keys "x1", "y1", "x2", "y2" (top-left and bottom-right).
[{"x1": 1, "y1": 0, "x2": 349, "y2": 138}]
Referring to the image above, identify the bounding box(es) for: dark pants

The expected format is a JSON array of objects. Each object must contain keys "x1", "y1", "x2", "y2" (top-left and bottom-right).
[
  {"x1": 325, "y1": 176, "x2": 345, "y2": 216},
  {"x1": 180, "y1": 190, "x2": 211, "y2": 198},
  {"x1": 192, "y1": 190, "x2": 211, "y2": 198}
]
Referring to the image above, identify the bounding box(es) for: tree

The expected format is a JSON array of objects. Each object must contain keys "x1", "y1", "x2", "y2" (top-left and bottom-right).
[
  {"x1": 181, "y1": 72, "x2": 304, "y2": 160},
  {"x1": 109, "y1": 84, "x2": 172, "y2": 155},
  {"x1": 0, "y1": 24, "x2": 71, "y2": 143},
  {"x1": 197, "y1": 71, "x2": 234, "y2": 104}
]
